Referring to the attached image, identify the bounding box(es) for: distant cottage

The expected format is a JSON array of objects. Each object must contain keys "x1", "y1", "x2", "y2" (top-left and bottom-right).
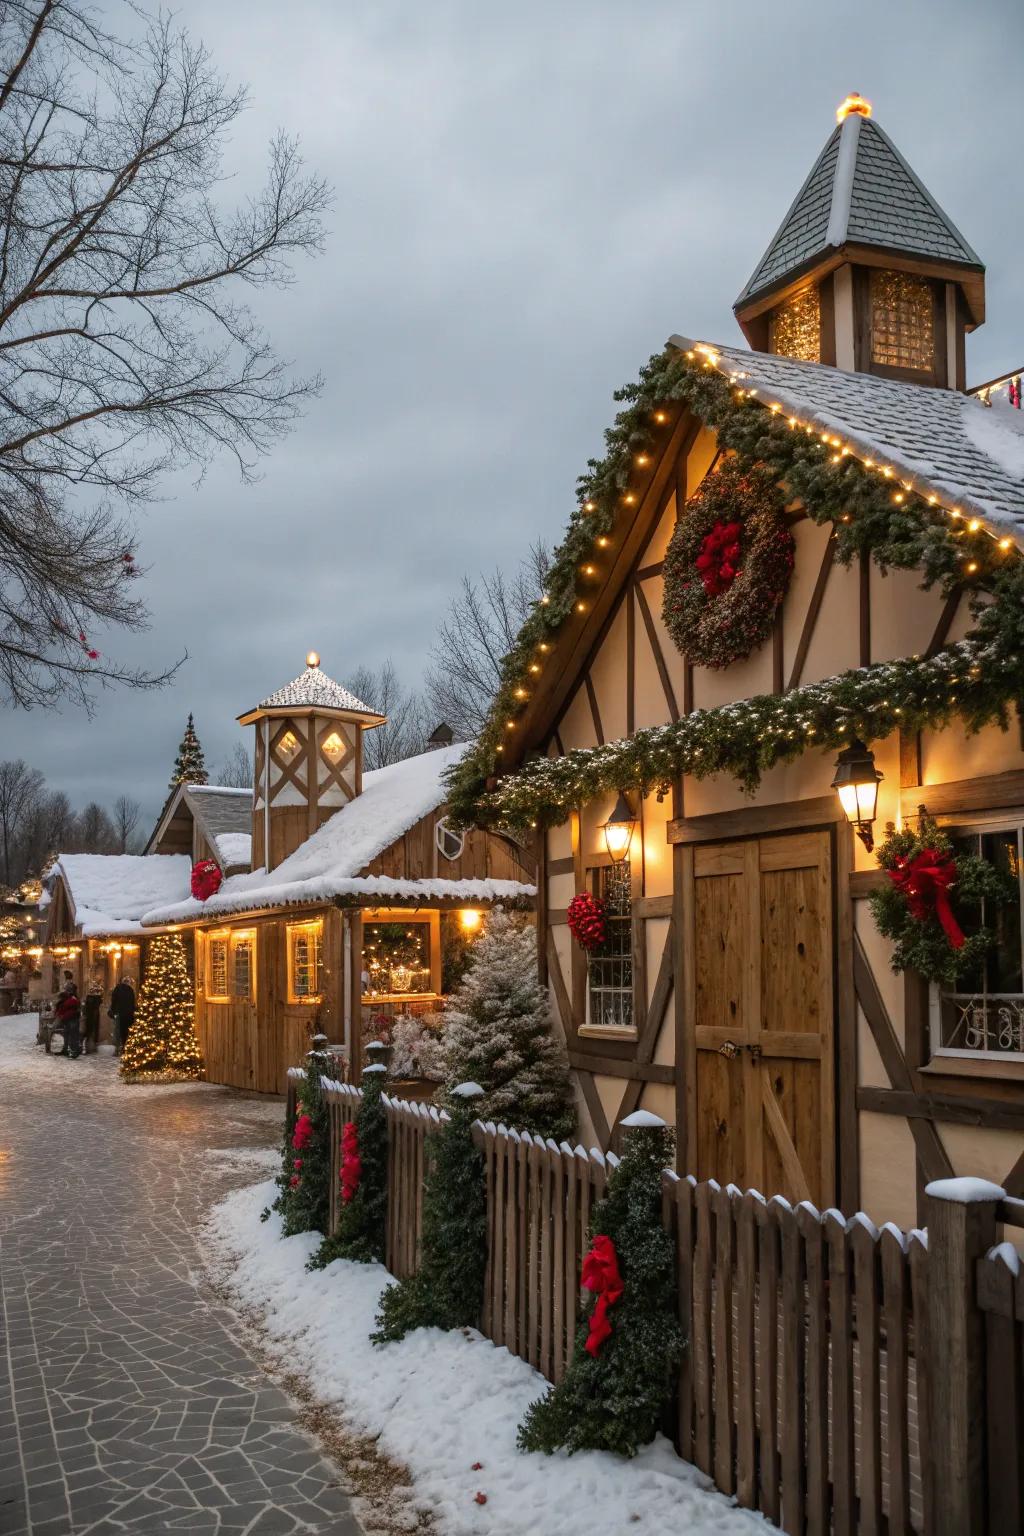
[{"x1": 43, "y1": 654, "x2": 534, "y2": 1091}]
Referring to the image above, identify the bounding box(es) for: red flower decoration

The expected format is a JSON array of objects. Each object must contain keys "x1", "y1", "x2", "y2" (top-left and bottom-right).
[
  {"x1": 694, "y1": 518, "x2": 742, "y2": 596},
  {"x1": 887, "y1": 848, "x2": 965, "y2": 949},
  {"x1": 340, "y1": 1120, "x2": 362, "y2": 1204},
  {"x1": 191, "y1": 859, "x2": 223, "y2": 901},
  {"x1": 581, "y1": 1234, "x2": 624, "y2": 1357},
  {"x1": 289, "y1": 1174, "x2": 300, "y2": 1188},
  {"x1": 292, "y1": 1113, "x2": 313, "y2": 1152},
  {"x1": 567, "y1": 892, "x2": 607, "y2": 953}
]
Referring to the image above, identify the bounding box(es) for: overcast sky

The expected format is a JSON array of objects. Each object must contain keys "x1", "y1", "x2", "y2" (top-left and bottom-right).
[{"x1": 4, "y1": 0, "x2": 1023, "y2": 827}]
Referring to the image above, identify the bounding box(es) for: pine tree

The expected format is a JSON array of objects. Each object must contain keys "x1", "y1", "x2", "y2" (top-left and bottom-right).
[
  {"x1": 373, "y1": 1083, "x2": 487, "y2": 1343},
  {"x1": 265, "y1": 1036, "x2": 337, "y2": 1237},
  {"x1": 310, "y1": 1062, "x2": 388, "y2": 1267},
  {"x1": 517, "y1": 1116, "x2": 684, "y2": 1458},
  {"x1": 169, "y1": 712, "x2": 208, "y2": 787},
  {"x1": 442, "y1": 910, "x2": 575, "y2": 1142},
  {"x1": 120, "y1": 932, "x2": 204, "y2": 1082}
]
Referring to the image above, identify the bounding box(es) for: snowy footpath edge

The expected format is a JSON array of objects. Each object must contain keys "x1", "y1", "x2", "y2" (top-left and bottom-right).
[{"x1": 201, "y1": 1180, "x2": 769, "y2": 1536}]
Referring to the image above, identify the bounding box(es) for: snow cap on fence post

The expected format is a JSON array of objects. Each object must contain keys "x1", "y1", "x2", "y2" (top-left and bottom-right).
[
  {"x1": 364, "y1": 1039, "x2": 391, "y2": 1070},
  {"x1": 923, "y1": 1176, "x2": 1006, "y2": 1203},
  {"x1": 362, "y1": 1063, "x2": 387, "y2": 1075},
  {"x1": 451, "y1": 1081, "x2": 484, "y2": 1099},
  {"x1": 619, "y1": 1110, "x2": 668, "y2": 1131}
]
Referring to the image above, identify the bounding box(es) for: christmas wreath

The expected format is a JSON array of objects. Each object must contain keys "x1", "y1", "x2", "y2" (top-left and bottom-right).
[
  {"x1": 869, "y1": 815, "x2": 1014, "y2": 985},
  {"x1": 567, "y1": 892, "x2": 607, "y2": 952},
  {"x1": 661, "y1": 457, "x2": 794, "y2": 670},
  {"x1": 191, "y1": 859, "x2": 222, "y2": 901}
]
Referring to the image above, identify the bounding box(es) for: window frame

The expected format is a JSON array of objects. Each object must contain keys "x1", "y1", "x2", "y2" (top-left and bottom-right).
[
  {"x1": 868, "y1": 269, "x2": 937, "y2": 380},
  {"x1": 288, "y1": 920, "x2": 324, "y2": 1004},
  {"x1": 584, "y1": 859, "x2": 636, "y2": 1036},
  {"x1": 205, "y1": 928, "x2": 256, "y2": 1003},
  {"x1": 927, "y1": 815, "x2": 1024, "y2": 1066}
]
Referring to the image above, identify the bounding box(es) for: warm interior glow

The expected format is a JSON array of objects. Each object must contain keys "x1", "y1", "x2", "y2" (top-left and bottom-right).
[
  {"x1": 458, "y1": 908, "x2": 483, "y2": 933},
  {"x1": 321, "y1": 730, "x2": 345, "y2": 758},
  {"x1": 603, "y1": 821, "x2": 633, "y2": 859},
  {"x1": 279, "y1": 729, "x2": 299, "y2": 756},
  {"x1": 837, "y1": 779, "x2": 879, "y2": 825},
  {"x1": 836, "y1": 92, "x2": 872, "y2": 123}
]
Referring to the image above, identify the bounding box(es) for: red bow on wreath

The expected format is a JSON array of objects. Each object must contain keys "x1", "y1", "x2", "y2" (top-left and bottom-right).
[
  {"x1": 340, "y1": 1120, "x2": 362, "y2": 1204},
  {"x1": 191, "y1": 859, "x2": 223, "y2": 901},
  {"x1": 567, "y1": 892, "x2": 607, "y2": 953},
  {"x1": 581, "y1": 1234, "x2": 624, "y2": 1357},
  {"x1": 694, "y1": 519, "x2": 742, "y2": 596},
  {"x1": 887, "y1": 848, "x2": 965, "y2": 949}
]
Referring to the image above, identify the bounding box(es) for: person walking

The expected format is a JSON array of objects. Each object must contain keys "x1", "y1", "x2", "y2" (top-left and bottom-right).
[
  {"x1": 82, "y1": 984, "x2": 102, "y2": 1055},
  {"x1": 110, "y1": 974, "x2": 136, "y2": 1057},
  {"x1": 53, "y1": 979, "x2": 82, "y2": 1058}
]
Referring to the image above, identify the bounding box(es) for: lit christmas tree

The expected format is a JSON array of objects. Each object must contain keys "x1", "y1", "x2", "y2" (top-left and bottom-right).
[
  {"x1": 169, "y1": 712, "x2": 208, "y2": 787},
  {"x1": 120, "y1": 932, "x2": 204, "y2": 1082},
  {"x1": 442, "y1": 909, "x2": 575, "y2": 1142}
]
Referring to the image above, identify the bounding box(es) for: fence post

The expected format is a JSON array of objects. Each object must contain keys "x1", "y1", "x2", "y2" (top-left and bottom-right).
[{"x1": 923, "y1": 1176, "x2": 1004, "y2": 1536}]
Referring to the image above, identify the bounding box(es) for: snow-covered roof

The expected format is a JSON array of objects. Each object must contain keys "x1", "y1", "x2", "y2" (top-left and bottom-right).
[
  {"x1": 141, "y1": 743, "x2": 535, "y2": 925},
  {"x1": 673, "y1": 337, "x2": 1024, "y2": 541},
  {"x1": 184, "y1": 785, "x2": 252, "y2": 871},
  {"x1": 243, "y1": 660, "x2": 383, "y2": 720},
  {"x1": 212, "y1": 832, "x2": 252, "y2": 872},
  {"x1": 47, "y1": 854, "x2": 193, "y2": 936},
  {"x1": 736, "y1": 110, "x2": 982, "y2": 307}
]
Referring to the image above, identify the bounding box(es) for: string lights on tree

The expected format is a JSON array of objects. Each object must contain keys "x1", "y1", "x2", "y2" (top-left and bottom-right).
[{"x1": 119, "y1": 932, "x2": 203, "y2": 1082}]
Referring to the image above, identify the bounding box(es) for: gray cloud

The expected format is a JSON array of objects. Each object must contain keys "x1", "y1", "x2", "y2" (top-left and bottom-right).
[{"x1": 4, "y1": 0, "x2": 1022, "y2": 825}]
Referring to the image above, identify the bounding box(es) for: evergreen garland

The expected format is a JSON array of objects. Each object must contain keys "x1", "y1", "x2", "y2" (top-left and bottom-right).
[
  {"x1": 310, "y1": 1064, "x2": 389, "y2": 1267},
  {"x1": 517, "y1": 1118, "x2": 683, "y2": 1458},
  {"x1": 444, "y1": 347, "x2": 1024, "y2": 829},
  {"x1": 372, "y1": 1085, "x2": 487, "y2": 1344},
  {"x1": 869, "y1": 815, "x2": 1014, "y2": 985},
  {"x1": 120, "y1": 933, "x2": 203, "y2": 1082},
  {"x1": 264, "y1": 1038, "x2": 337, "y2": 1238},
  {"x1": 442, "y1": 909, "x2": 576, "y2": 1142}
]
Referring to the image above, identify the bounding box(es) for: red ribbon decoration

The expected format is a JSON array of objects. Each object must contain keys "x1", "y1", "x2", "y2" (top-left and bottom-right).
[
  {"x1": 581, "y1": 1234, "x2": 624, "y2": 1357},
  {"x1": 292, "y1": 1113, "x2": 313, "y2": 1151},
  {"x1": 887, "y1": 847, "x2": 965, "y2": 949},
  {"x1": 191, "y1": 859, "x2": 223, "y2": 901},
  {"x1": 694, "y1": 518, "x2": 742, "y2": 596},
  {"x1": 340, "y1": 1120, "x2": 362, "y2": 1204}
]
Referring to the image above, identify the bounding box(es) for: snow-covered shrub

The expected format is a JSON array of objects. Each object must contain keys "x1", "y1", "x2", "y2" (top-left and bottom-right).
[
  {"x1": 442, "y1": 909, "x2": 575, "y2": 1142},
  {"x1": 389, "y1": 1012, "x2": 447, "y2": 1081}
]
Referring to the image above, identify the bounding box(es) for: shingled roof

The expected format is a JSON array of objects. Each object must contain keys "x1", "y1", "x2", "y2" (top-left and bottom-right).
[
  {"x1": 736, "y1": 110, "x2": 982, "y2": 307},
  {"x1": 672, "y1": 337, "x2": 1024, "y2": 541},
  {"x1": 183, "y1": 785, "x2": 253, "y2": 872},
  {"x1": 237, "y1": 657, "x2": 386, "y2": 725}
]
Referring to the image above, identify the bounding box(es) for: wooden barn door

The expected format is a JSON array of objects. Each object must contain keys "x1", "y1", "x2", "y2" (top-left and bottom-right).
[{"x1": 686, "y1": 830, "x2": 834, "y2": 1205}]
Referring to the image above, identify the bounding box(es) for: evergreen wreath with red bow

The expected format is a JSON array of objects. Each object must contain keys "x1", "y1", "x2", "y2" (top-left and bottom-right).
[
  {"x1": 661, "y1": 457, "x2": 794, "y2": 669},
  {"x1": 869, "y1": 814, "x2": 1014, "y2": 985},
  {"x1": 567, "y1": 891, "x2": 607, "y2": 952}
]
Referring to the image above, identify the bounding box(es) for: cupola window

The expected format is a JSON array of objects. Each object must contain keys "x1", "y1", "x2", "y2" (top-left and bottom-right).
[
  {"x1": 870, "y1": 270, "x2": 933, "y2": 373},
  {"x1": 770, "y1": 287, "x2": 820, "y2": 363}
]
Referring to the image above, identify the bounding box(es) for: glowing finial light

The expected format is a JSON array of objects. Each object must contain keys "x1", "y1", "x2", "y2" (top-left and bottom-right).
[
  {"x1": 306, "y1": 650, "x2": 320, "y2": 668},
  {"x1": 837, "y1": 92, "x2": 872, "y2": 124}
]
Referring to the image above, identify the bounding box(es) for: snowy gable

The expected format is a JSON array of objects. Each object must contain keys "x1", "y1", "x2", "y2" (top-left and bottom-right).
[
  {"x1": 678, "y1": 339, "x2": 1024, "y2": 541},
  {"x1": 50, "y1": 853, "x2": 193, "y2": 936}
]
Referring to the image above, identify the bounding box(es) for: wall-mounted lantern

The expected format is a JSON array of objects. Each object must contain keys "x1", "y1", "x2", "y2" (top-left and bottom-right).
[
  {"x1": 602, "y1": 792, "x2": 637, "y2": 864},
  {"x1": 831, "y1": 737, "x2": 882, "y2": 851}
]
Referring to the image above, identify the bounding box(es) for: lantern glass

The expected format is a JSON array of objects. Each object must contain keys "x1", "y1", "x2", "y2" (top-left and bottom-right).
[
  {"x1": 831, "y1": 739, "x2": 882, "y2": 849},
  {"x1": 602, "y1": 793, "x2": 637, "y2": 864}
]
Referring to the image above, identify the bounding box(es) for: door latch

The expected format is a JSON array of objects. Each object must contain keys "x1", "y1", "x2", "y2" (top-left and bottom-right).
[{"x1": 718, "y1": 1039, "x2": 740, "y2": 1060}]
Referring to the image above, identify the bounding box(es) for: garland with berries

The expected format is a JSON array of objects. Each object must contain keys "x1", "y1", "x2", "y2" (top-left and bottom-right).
[
  {"x1": 567, "y1": 891, "x2": 607, "y2": 952},
  {"x1": 662, "y1": 457, "x2": 794, "y2": 669},
  {"x1": 263, "y1": 1039, "x2": 337, "y2": 1237},
  {"x1": 869, "y1": 815, "x2": 1015, "y2": 985},
  {"x1": 443, "y1": 346, "x2": 1024, "y2": 830},
  {"x1": 310, "y1": 1064, "x2": 389, "y2": 1268}
]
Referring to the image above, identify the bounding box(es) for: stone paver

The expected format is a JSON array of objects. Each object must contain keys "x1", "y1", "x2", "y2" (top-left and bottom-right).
[{"x1": 0, "y1": 1021, "x2": 364, "y2": 1535}]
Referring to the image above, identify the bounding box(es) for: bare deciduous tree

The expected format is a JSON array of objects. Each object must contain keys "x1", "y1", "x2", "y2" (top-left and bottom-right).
[
  {"x1": 0, "y1": 757, "x2": 43, "y2": 883},
  {"x1": 346, "y1": 658, "x2": 429, "y2": 771},
  {"x1": 75, "y1": 800, "x2": 117, "y2": 852},
  {"x1": 0, "y1": 2, "x2": 330, "y2": 709},
  {"x1": 215, "y1": 741, "x2": 253, "y2": 789},
  {"x1": 425, "y1": 542, "x2": 550, "y2": 739},
  {"x1": 112, "y1": 792, "x2": 140, "y2": 852}
]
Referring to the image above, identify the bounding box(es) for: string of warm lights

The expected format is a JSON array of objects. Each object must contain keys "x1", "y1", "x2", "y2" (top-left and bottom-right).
[{"x1": 445, "y1": 340, "x2": 1024, "y2": 827}]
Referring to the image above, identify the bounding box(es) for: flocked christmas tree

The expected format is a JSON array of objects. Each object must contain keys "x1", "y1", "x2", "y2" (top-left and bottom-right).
[
  {"x1": 442, "y1": 909, "x2": 575, "y2": 1142},
  {"x1": 518, "y1": 1113, "x2": 684, "y2": 1458},
  {"x1": 169, "y1": 712, "x2": 208, "y2": 787},
  {"x1": 310, "y1": 1052, "x2": 389, "y2": 1267},
  {"x1": 265, "y1": 1034, "x2": 338, "y2": 1236},
  {"x1": 373, "y1": 1082, "x2": 487, "y2": 1343},
  {"x1": 120, "y1": 932, "x2": 204, "y2": 1082}
]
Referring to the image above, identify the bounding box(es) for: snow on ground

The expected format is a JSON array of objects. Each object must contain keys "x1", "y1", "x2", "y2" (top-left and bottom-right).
[
  {"x1": 205, "y1": 1180, "x2": 769, "y2": 1536},
  {"x1": 1, "y1": 1013, "x2": 218, "y2": 1102}
]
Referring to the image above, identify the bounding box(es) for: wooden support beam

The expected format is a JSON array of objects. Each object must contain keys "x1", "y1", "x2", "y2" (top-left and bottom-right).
[
  {"x1": 788, "y1": 531, "x2": 835, "y2": 691},
  {"x1": 634, "y1": 582, "x2": 679, "y2": 723}
]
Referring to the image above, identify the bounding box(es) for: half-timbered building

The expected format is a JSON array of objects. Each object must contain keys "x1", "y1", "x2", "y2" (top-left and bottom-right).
[{"x1": 450, "y1": 97, "x2": 1024, "y2": 1228}]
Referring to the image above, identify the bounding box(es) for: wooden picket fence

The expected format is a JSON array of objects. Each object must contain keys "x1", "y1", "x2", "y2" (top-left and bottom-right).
[{"x1": 285, "y1": 1070, "x2": 1024, "y2": 1535}]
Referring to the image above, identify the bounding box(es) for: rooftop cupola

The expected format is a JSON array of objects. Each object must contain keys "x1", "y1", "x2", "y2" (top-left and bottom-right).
[
  {"x1": 733, "y1": 95, "x2": 984, "y2": 390},
  {"x1": 238, "y1": 652, "x2": 386, "y2": 871}
]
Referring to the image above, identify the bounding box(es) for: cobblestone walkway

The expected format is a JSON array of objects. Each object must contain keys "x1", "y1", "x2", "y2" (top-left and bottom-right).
[{"x1": 0, "y1": 1019, "x2": 364, "y2": 1536}]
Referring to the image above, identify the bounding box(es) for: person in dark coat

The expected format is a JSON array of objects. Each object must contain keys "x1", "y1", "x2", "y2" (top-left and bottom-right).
[
  {"x1": 53, "y1": 981, "x2": 82, "y2": 1058},
  {"x1": 82, "y1": 987, "x2": 102, "y2": 1054},
  {"x1": 110, "y1": 975, "x2": 136, "y2": 1056}
]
